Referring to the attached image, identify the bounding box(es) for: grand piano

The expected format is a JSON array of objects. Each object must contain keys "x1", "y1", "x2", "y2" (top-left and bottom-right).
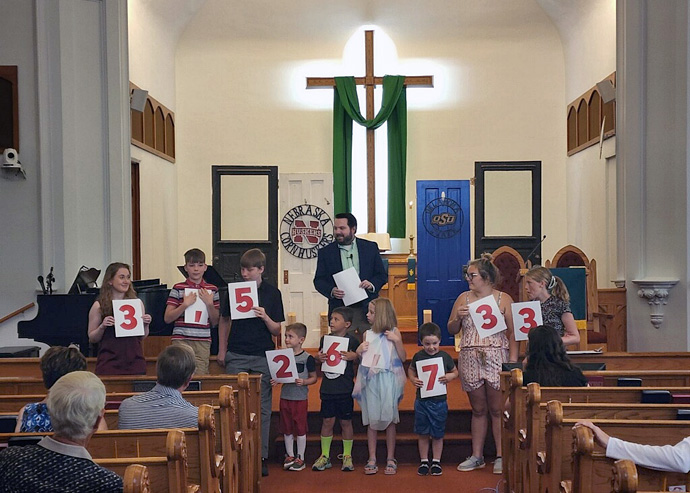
[{"x1": 18, "y1": 279, "x2": 175, "y2": 356}]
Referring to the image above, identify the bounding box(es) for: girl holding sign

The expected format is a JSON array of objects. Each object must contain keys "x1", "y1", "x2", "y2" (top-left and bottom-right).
[
  {"x1": 353, "y1": 298, "x2": 406, "y2": 475},
  {"x1": 88, "y1": 263, "x2": 150, "y2": 375},
  {"x1": 524, "y1": 266, "x2": 580, "y2": 347},
  {"x1": 447, "y1": 254, "x2": 517, "y2": 474}
]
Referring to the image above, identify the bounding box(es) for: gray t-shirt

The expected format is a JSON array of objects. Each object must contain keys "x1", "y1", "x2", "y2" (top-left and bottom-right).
[{"x1": 280, "y1": 350, "x2": 316, "y2": 401}]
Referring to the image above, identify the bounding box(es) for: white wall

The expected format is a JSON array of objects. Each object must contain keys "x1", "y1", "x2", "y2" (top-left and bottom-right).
[
  {"x1": 174, "y1": 2, "x2": 568, "y2": 265},
  {"x1": 128, "y1": 0, "x2": 181, "y2": 285},
  {"x1": 538, "y1": 0, "x2": 617, "y2": 286},
  {"x1": 0, "y1": 0, "x2": 44, "y2": 349}
]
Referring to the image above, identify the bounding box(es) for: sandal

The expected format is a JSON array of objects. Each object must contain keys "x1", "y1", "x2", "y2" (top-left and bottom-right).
[
  {"x1": 384, "y1": 458, "x2": 398, "y2": 475},
  {"x1": 364, "y1": 459, "x2": 378, "y2": 475}
]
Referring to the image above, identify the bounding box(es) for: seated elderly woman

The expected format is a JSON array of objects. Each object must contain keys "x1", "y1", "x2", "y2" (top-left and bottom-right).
[
  {"x1": 14, "y1": 345, "x2": 99, "y2": 432},
  {"x1": 522, "y1": 325, "x2": 587, "y2": 387},
  {"x1": 0, "y1": 371, "x2": 123, "y2": 491}
]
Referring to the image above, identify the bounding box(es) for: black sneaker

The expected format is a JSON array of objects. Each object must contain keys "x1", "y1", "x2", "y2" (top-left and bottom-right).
[
  {"x1": 430, "y1": 461, "x2": 443, "y2": 476},
  {"x1": 417, "y1": 461, "x2": 430, "y2": 476},
  {"x1": 262, "y1": 458, "x2": 269, "y2": 477}
]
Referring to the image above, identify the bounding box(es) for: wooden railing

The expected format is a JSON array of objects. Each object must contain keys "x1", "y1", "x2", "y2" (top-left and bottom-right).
[{"x1": 0, "y1": 302, "x2": 35, "y2": 325}]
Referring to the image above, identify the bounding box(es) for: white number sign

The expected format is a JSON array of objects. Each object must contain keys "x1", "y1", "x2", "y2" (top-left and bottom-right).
[
  {"x1": 416, "y1": 357, "x2": 447, "y2": 398},
  {"x1": 468, "y1": 295, "x2": 507, "y2": 339},
  {"x1": 228, "y1": 281, "x2": 258, "y2": 320},
  {"x1": 361, "y1": 331, "x2": 393, "y2": 369},
  {"x1": 321, "y1": 335, "x2": 348, "y2": 375},
  {"x1": 511, "y1": 301, "x2": 543, "y2": 341},
  {"x1": 113, "y1": 299, "x2": 145, "y2": 337},
  {"x1": 266, "y1": 348, "x2": 298, "y2": 383},
  {"x1": 184, "y1": 288, "x2": 209, "y2": 325}
]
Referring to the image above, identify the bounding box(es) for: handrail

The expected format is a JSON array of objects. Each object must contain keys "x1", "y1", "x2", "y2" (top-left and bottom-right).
[{"x1": 0, "y1": 303, "x2": 35, "y2": 325}]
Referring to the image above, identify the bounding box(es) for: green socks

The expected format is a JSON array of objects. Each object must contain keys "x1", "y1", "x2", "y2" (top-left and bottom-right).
[
  {"x1": 320, "y1": 435, "x2": 333, "y2": 457},
  {"x1": 343, "y1": 439, "x2": 353, "y2": 457}
]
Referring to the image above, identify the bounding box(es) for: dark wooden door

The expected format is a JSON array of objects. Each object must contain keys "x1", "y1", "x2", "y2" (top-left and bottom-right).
[
  {"x1": 211, "y1": 166, "x2": 279, "y2": 287},
  {"x1": 131, "y1": 161, "x2": 141, "y2": 279},
  {"x1": 475, "y1": 161, "x2": 542, "y2": 265}
]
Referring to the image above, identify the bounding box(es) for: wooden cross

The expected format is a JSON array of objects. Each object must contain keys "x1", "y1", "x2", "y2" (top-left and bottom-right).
[{"x1": 307, "y1": 30, "x2": 433, "y2": 233}]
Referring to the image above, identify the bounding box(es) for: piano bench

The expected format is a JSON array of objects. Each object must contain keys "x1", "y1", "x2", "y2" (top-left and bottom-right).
[{"x1": 0, "y1": 346, "x2": 40, "y2": 358}]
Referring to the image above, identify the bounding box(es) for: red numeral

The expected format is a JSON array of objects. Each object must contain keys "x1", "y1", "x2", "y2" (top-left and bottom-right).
[
  {"x1": 518, "y1": 307, "x2": 537, "y2": 334},
  {"x1": 325, "y1": 342, "x2": 342, "y2": 366},
  {"x1": 476, "y1": 304, "x2": 498, "y2": 330},
  {"x1": 119, "y1": 304, "x2": 137, "y2": 330},
  {"x1": 194, "y1": 311, "x2": 202, "y2": 323},
  {"x1": 421, "y1": 363, "x2": 439, "y2": 391},
  {"x1": 273, "y1": 355, "x2": 293, "y2": 378},
  {"x1": 235, "y1": 287, "x2": 253, "y2": 313}
]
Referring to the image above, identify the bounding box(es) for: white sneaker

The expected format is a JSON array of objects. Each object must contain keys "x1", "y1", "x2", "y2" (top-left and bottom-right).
[
  {"x1": 493, "y1": 457, "x2": 503, "y2": 474},
  {"x1": 457, "y1": 456, "x2": 485, "y2": 471}
]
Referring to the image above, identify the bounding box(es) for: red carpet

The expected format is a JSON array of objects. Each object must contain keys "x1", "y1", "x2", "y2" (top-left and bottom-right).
[{"x1": 262, "y1": 460, "x2": 503, "y2": 492}]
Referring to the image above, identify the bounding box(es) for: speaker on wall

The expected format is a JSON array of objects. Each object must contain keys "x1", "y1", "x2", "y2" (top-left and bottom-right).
[
  {"x1": 596, "y1": 79, "x2": 616, "y2": 104},
  {"x1": 130, "y1": 88, "x2": 149, "y2": 112}
]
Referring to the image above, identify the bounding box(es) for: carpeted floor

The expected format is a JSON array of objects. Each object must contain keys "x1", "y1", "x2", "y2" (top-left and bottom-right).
[{"x1": 261, "y1": 460, "x2": 503, "y2": 492}]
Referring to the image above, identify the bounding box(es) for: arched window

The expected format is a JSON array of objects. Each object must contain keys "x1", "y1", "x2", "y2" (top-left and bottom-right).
[
  {"x1": 154, "y1": 107, "x2": 165, "y2": 152},
  {"x1": 143, "y1": 100, "x2": 155, "y2": 148},
  {"x1": 577, "y1": 99, "x2": 587, "y2": 147},
  {"x1": 588, "y1": 91, "x2": 601, "y2": 142},
  {"x1": 165, "y1": 114, "x2": 175, "y2": 158},
  {"x1": 567, "y1": 107, "x2": 577, "y2": 152}
]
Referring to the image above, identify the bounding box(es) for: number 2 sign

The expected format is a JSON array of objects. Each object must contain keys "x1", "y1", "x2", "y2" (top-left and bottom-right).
[
  {"x1": 322, "y1": 335, "x2": 348, "y2": 375},
  {"x1": 468, "y1": 295, "x2": 507, "y2": 339},
  {"x1": 266, "y1": 349, "x2": 298, "y2": 383},
  {"x1": 112, "y1": 299, "x2": 145, "y2": 338},
  {"x1": 416, "y1": 357, "x2": 447, "y2": 398},
  {"x1": 511, "y1": 301, "x2": 543, "y2": 341},
  {"x1": 228, "y1": 281, "x2": 258, "y2": 320}
]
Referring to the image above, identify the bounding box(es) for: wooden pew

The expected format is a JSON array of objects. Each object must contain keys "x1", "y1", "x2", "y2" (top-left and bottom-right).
[
  {"x1": 0, "y1": 405, "x2": 222, "y2": 492},
  {"x1": 97, "y1": 429, "x2": 198, "y2": 493},
  {"x1": 540, "y1": 401, "x2": 690, "y2": 493},
  {"x1": 220, "y1": 385, "x2": 242, "y2": 493},
  {"x1": 500, "y1": 369, "x2": 690, "y2": 392},
  {"x1": 568, "y1": 426, "x2": 689, "y2": 493},
  {"x1": 610, "y1": 459, "x2": 671, "y2": 493}
]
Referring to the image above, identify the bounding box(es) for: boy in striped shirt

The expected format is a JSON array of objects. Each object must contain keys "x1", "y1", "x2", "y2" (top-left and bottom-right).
[{"x1": 164, "y1": 248, "x2": 220, "y2": 374}]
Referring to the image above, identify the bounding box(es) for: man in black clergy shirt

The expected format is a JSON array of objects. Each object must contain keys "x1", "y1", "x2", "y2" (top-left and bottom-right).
[{"x1": 314, "y1": 212, "x2": 388, "y2": 336}]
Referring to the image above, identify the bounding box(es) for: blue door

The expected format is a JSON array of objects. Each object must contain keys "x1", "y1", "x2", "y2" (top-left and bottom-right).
[{"x1": 416, "y1": 181, "x2": 471, "y2": 346}]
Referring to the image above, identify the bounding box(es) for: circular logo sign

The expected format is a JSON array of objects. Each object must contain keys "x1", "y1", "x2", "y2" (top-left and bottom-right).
[
  {"x1": 422, "y1": 197, "x2": 463, "y2": 239},
  {"x1": 280, "y1": 204, "x2": 333, "y2": 259}
]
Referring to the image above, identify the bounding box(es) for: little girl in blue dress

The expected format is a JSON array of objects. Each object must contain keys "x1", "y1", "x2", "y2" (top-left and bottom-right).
[{"x1": 353, "y1": 297, "x2": 406, "y2": 475}]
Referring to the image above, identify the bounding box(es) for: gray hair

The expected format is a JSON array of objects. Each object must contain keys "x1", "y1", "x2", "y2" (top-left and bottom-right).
[{"x1": 47, "y1": 371, "x2": 106, "y2": 440}]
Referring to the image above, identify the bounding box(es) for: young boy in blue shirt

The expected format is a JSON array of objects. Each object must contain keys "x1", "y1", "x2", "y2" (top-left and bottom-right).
[
  {"x1": 408, "y1": 322, "x2": 458, "y2": 476},
  {"x1": 312, "y1": 307, "x2": 359, "y2": 472}
]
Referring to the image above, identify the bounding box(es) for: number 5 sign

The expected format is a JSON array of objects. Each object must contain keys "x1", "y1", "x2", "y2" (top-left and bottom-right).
[
  {"x1": 112, "y1": 299, "x2": 145, "y2": 337},
  {"x1": 468, "y1": 295, "x2": 507, "y2": 339},
  {"x1": 511, "y1": 301, "x2": 543, "y2": 341},
  {"x1": 322, "y1": 335, "x2": 348, "y2": 375},
  {"x1": 228, "y1": 281, "x2": 258, "y2": 320},
  {"x1": 416, "y1": 357, "x2": 447, "y2": 398},
  {"x1": 266, "y1": 349, "x2": 298, "y2": 383}
]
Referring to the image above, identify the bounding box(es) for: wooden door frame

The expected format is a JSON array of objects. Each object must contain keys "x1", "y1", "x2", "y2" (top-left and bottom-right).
[
  {"x1": 131, "y1": 160, "x2": 141, "y2": 279},
  {"x1": 474, "y1": 161, "x2": 542, "y2": 264},
  {"x1": 211, "y1": 165, "x2": 279, "y2": 287}
]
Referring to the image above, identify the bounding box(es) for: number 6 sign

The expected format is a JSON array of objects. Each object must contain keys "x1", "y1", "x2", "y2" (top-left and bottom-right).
[
  {"x1": 511, "y1": 301, "x2": 543, "y2": 341},
  {"x1": 468, "y1": 295, "x2": 507, "y2": 339},
  {"x1": 266, "y1": 349, "x2": 298, "y2": 383},
  {"x1": 112, "y1": 299, "x2": 145, "y2": 337},
  {"x1": 228, "y1": 281, "x2": 258, "y2": 320},
  {"x1": 322, "y1": 335, "x2": 348, "y2": 375}
]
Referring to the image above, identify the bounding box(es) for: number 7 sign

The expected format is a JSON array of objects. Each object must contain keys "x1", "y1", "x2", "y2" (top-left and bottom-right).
[
  {"x1": 266, "y1": 349, "x2": 298, "y2": 383},
  {"x1": 416, "y1": 357, "x2": 446, "y2": 398},
  {"x1": 228, "y1": 281, "x2": 258, "y2": 320}
]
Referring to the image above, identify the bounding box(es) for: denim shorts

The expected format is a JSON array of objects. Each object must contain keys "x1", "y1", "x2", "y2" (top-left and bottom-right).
[{"x1": 414, "y1": 398, "x2": 448, "y2": 439}]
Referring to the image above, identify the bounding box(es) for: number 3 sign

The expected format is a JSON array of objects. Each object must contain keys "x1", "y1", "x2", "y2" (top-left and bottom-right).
[
  {"x1": 112, "y1": 299, "x2": 145, "y2": 337},
  {"x1": 228, "y1": 281, "x2": 258, "y2": 320},
  {"x1": 511, "y1": 301, "x2": 543, "y2": 341},
  {"x1": 468, "y1": 295, "x2": 507, "y2": 339},
  {"x1": 266, "y1": 349, "x2": 298, "y2": 383}
]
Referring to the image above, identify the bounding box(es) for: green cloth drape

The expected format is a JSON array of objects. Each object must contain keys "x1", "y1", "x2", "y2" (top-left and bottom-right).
[{"x1": 332, "y1": 75, "x2": 407, "y2": 238}]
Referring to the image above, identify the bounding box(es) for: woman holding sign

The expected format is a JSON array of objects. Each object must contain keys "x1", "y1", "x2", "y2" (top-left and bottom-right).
[
  {"x1": 448, "y1": 253, "x2": 518, "y2": 474},
  {"x1": 524, "y1": 266, "x2": 580, "y2": 347},
  {"x1": 88, "y1": 262, "x2": 150, "y2": 375}
]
